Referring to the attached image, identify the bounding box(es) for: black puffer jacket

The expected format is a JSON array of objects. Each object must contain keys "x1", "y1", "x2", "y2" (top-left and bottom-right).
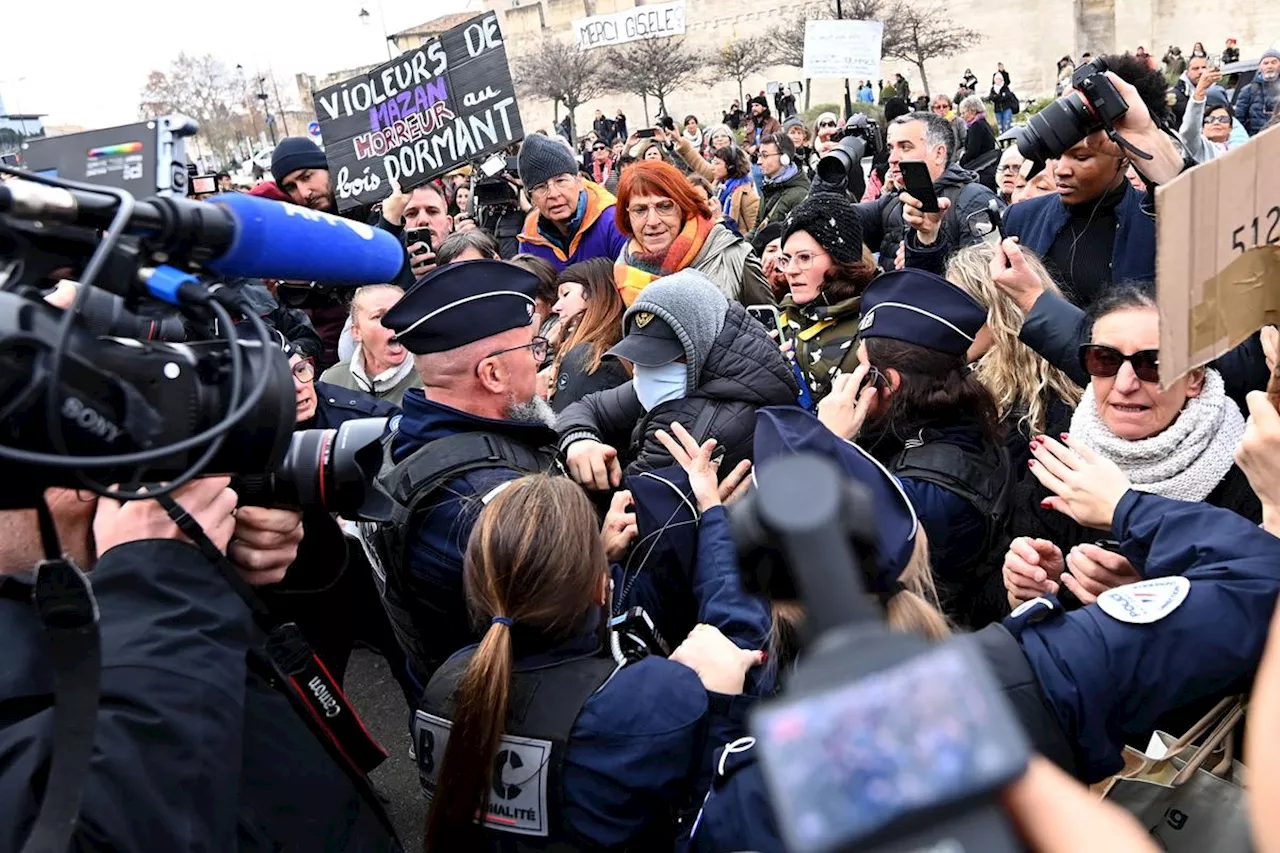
[{"x1": 556, "y1": 302, "x2": 798, "y2": 475}]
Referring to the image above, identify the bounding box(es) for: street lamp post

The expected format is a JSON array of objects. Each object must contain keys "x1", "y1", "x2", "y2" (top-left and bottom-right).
[
  {"x1": 359, "y1": 1, "x2": 396, "y2": 61},
  {"x1": 835, "y1": 0, "x2": 854, "y2": 120}
]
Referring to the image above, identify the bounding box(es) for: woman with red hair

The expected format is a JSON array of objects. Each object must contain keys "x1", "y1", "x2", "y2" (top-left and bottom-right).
[{"x1": 613, "y1": 161, "x2": 774, "y2": 306}]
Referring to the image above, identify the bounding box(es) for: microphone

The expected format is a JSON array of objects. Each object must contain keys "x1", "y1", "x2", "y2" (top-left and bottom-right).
[{"x1": 0, "y1": 179, "x2": 406, "y2": 286}]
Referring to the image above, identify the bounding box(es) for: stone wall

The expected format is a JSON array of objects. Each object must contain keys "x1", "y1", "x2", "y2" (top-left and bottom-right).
[{"x1": 486, "y1": 0, "x2": 1276, "y2": 138}]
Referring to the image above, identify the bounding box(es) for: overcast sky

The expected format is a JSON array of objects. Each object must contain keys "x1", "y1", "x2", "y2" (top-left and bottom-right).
[{"x1": 2, "y1": 0, "x2": 477, "y2": 128}]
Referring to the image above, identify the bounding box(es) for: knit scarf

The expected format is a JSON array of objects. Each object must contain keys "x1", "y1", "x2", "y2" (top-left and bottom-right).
[
  {"x1": 1068, "y1": 369, "x2": 1244, "y2": 502},
  {"x1": 613, "y1": 215, "x2": 715, "y2": 306},
  {"x1": 719, "y1": 176, "x2": 750, "y2": 221},
  {"x1": 764, "y1": 163, "x2": 799, "y2": 187}
]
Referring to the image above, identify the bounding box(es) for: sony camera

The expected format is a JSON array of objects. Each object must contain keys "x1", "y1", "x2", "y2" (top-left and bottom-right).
[
  {"x1": 1019, "y1": 57, "x2": 1129, "y2": 162},
  {"x1": 814, "y1": 115, "x2": 881, "y2": 201}
]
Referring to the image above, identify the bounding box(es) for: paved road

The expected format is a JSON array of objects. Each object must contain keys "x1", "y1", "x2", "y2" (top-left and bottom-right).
[{"x1": 346, "y1": 649, "x2": 424, "y2": 851}]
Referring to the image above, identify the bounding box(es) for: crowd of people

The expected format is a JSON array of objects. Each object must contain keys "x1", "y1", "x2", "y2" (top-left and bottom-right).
[{"x1": 5, "y1": 32, "x2": 1280, "y2": 853}]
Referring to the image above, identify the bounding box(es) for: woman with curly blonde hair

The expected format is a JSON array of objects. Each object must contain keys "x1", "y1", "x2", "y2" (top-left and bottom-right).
[{"x1": 944, "y1": 242, "x2": 1083, "y2": 465}]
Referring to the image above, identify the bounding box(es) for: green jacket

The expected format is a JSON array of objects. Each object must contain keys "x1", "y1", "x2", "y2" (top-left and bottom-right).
[
  {"x1": 781, "y1": 292, "x2": 863, "y2": 403},
  {"x1": 754, "y1": 169, "x2": 811, "y2": 233}
]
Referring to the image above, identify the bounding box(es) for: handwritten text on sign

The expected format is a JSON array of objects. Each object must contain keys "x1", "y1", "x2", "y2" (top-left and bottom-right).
[
  {"x1": 574, "y1": 1, "x2": 686, "y2": 51},
  {"x1": 803, "y1": 19, "x2": 885, "y2": 79},
  {"x1": 312, "y1": 13, "x2": 524, "y2": 211}
]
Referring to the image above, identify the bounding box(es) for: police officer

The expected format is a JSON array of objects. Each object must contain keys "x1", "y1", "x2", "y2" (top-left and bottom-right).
[
  {"x1": 817, "y1": 268, "x2": 1013, "y2": 627},
  {"x1": 367, "y1": 260, "x2": 562, "y2": 695},
  {"x1": 416, "y1": 423, "x2": 770, "y2": 850},
  {"x1": 684, "y1": 409, "x2": 1280, "y2": 852},
  {"x1": 0, "y1": 479, "x2": 402, "y2": 852}
]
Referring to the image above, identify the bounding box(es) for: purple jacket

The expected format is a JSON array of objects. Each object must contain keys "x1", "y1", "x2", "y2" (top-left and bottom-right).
[{"x1": 517, "y1": 180, "x2": 629, "y2": 272}]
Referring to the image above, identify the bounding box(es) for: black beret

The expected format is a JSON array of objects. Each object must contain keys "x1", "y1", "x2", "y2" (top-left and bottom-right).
[
  {"x1": 858, "y1": 269, "x2": 987, "y2": 356},
  {"x1": 382, "y1": 259, "x2": 538, "y2": 354}
]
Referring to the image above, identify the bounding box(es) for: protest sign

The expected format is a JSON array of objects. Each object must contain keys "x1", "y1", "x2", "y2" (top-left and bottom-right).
[
  {"x1": 312, "y1": 13, "x2": 523, "y2": 212},
  {"x1": 574, "y1": 1, "x2": 686, "y2": 51},
  {"x1": 803, "y1": 20, "x2": 884, "y2": 79},
  {"x1": 1156, "y1": 125, "x2": 1280, "y2": 386}
]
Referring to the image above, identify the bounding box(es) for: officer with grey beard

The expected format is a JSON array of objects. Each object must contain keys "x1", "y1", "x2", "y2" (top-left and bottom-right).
[{"x1": 363, "y1": 260, "x2": 561, "y2": 698}]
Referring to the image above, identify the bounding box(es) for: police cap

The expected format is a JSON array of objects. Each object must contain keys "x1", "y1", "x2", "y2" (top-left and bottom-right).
[
  {"x1": 857, "y1": 269, "x2": 987, "y2": 356},
  {"x1": 381, "y1": 259, "x2": 539, "y2": 354}
]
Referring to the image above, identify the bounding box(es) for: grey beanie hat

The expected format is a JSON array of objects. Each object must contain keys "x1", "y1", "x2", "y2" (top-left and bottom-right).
[
  {"x1": 517, "y1": 134, "x2": 580, "y2": 189},
  {"x1": 622, "y1": 270, "x2": 729, "y2": 390}
]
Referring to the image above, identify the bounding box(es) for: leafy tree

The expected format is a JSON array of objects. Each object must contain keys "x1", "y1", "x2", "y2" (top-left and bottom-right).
[
  {"x1": 608, "y1": 37, "x2": 708, "y2": 124},
  {"x1": 880, "y1": 2, "x2": 982, "y2": 98},
  {"x1": 513, "y1": 38, "x2": 611, "y2": 141},
  {"x1": 711, "y1": 35, "x2": 777, "y2": 110}
]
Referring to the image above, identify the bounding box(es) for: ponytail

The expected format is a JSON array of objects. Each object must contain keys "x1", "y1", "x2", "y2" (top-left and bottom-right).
[
  {"x1": 886, "y1": 591, "x2": 951, "y2": 641},
  {"x1": 424, "y1": 620, "x2": 513, "y2": 850}
]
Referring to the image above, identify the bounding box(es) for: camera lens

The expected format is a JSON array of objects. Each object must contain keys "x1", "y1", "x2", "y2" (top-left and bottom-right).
[{"x1": 1017, "y1": 92, "x2": 1095, "y2": 162}]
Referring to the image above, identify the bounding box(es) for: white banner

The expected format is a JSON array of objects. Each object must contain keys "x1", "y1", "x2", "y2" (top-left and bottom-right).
[
  {"x1": 574, "y1": 1, "x2": 686, "y2": 51},
  {"x1": 803, "y1": 19, "x2": 884, "y2": 78}
]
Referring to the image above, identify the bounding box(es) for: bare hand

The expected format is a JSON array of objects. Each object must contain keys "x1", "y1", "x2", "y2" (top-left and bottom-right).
[
  {"x1": 894, "y1": 240, "x2": 906, "y2": 270},
  {"x1": 93, "y1": 477, "x2": 238, "y2": 557},
  {"x1": 382, "y1": 180, "x2": 411, "y2": 226},
  {"x1": 655, "y1": 421, "x2": 722, "y2": 512},
  {"x1": 227, "y1": 506, "x2": 304, "y2": 586},
  {"x1": 601, "y1": 489, "x2": 638, "y2": 562},
  {"x1": 990, "y1": 238, "x2": 1044, "y2": 315},
  {"x1": 566, "y1": 439, "x2": 622, "y2": 491},
  {"x1": 1003, "y1": 757, "x2": 1159, "y2": 852},
  {"x1": 1061, "y1": 544, "x2": 1140, "y2": 605},
  {"x1": 717, "y1": 459, "x2": 753, "y2": 506},
  {"x1": 1102, "y1": 71, "x2": 1182, "y2": 185},
  {"x1": 1235, "y1": 391, "x2": 1280, "y2": 532},
  {"x1": 408, "y1": 245, "x2": 437, "y2": 279},
  {"x1": 670, "y1": 623, "x2": 765, "y2": 695},
  {"x1": 817, "y1": 363, "x2": 878, "y2": 440},
  {"x1": 901, "y1": 193, "x2": 950, "y2": 247},
  {"x1": 1195, "y1": 68, "x2": 1224, "y2": 99},
  {"x1": 536, "y1": 366, "x2": 555, "y2": 400},
  {"x1": 1029, "y1": 435, "x2": 1132, "y2": 530},
  {"x1": 1246, "y1": 601, "x2": 1280, "y2": 852},
  {"x1": 1003, "y1": 537, "x2": 1065, "y2": 608},
  {"x1": 455, "y1": 215, "x2": 477, "y2": 234},
  {"x1": 1261, "y1": 326, "x2": 1279, "y2": 375},
  {"x1": 43, "y1": 280, "x2": 79, "y2": 309}
]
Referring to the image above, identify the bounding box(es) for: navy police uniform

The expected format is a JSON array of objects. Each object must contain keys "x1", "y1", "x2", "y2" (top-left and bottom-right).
[
  {"x1": 365, "y1": 261, "x2": 560, "y2": 695},
  {"x1": 855, "y1": 269, "x2": 1013, "y2": 627},
  {"x1": 416, "y1": 501, "x2": 772, "y2": 849},
  {"x1": 681, "y1": 444, "x2": 1280, "y2": 851}
]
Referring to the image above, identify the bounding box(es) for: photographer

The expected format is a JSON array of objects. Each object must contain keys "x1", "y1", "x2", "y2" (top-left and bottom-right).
[
  {"x1": 0, "y1": 479, "x2": 401, "y2": 851},
  {"x1": 856, "y1": 111, "x2": 999, "y2": 273},
  {"x1": 1002, "y1": 56, "x2": 1178, "y2": 308}
]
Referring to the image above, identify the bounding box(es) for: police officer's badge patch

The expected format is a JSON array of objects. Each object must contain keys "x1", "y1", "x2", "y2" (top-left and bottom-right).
[
  {"x1": 859, "y1": 310, "x2": 875, "y2": 331},
  {"x1": 1097, "y1": 577, "x2": 1191, "y2": 625}
]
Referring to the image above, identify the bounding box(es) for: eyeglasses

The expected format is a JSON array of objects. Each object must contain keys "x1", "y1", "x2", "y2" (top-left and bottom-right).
[
  {"x1": 777, "y1": 250, "x2": 829, "y2": 271},
  {"x1": 592, "y1": 145, "x2": 608, "y2": 152},
  {"x1": 998, "y1": 163, "x2": 1022, "y2": 173},
  {"x1": 627, "y1": 199, "x2": 678, "y2": 220},
  {"x1": 1203, "y1": 115, "x2": 1232, "y2": 125},
  {"x1": 291, "y1": 357, "x2": 316, "y2": 383},
  {"x1": 530, "y1": 174, "x2": 577, "y2": 200},
  {"x1": 487, "y1": 337, "x2": 549, "y2": 363},
  {"x1": 1079, "y1": 344, "x2": 1160, "y2": 383},
  {"x1": 932, "y1": 104, "x2": 949, "y2": 112}
]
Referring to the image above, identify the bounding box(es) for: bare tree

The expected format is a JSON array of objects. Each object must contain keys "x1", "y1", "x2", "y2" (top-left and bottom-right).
[
  {"x1": 712, "y1": 35, "x2": 777, "y2": 110},
  {"x1": 513, "y1": 39, "x2": 611, "y2": 141},
  {"x1": 880, "y1": 1, "x2": 982, "y2": 98},
  {"x1": 609, "y1": 38, "x2": 707, "y2": 124},
  {"x1": 139, "y1": 54, "x2": 250, "y2": 160}
]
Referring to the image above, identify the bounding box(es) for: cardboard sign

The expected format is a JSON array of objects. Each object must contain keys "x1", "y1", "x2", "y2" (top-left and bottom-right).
[
  {"x1": 574, "y1": 1, "x2": 685, "y2": 51},
  {"x1": 1157, "y1": 124, "x2": 1280, "y2": 386},
  {"x1": 802, "y1": 19, "x2": 884, "y2": 79},
  {"x1": 312, "y1": 13, "x2": 523, "y2": 212}
]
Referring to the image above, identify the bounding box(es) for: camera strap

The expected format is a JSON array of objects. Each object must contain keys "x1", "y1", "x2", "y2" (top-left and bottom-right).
[
  {"x1": 154, "y1": 495, "x2": 388, "y2": 777},
  {"x1": 21, "y1": 540, "x2": 101, "y2": 853}
]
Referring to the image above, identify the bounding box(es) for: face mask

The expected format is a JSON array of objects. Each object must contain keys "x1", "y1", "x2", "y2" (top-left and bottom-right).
[{"x1": 633, "y1": 362, "x2": 688, "y2": 411}]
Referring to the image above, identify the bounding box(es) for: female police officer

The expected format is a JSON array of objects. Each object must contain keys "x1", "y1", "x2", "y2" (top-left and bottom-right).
[
  {"x1": 683, "y1": 406, "x2": 1280, "y2": 852},
  {"x1": 415, "y1": 423, "x2": 770, "y2": 850}
]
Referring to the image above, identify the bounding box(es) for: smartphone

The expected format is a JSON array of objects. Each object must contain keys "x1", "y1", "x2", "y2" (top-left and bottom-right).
[
  {"x1": 635, "y1": 128, "x2": 657, "y2": 139},
  {"x1": 1094, "y1": 539, "x2": 1124, "y2": 554},
  {"x1": 405, "y1": 228, "x2": 433, "y2": 255},
  {"x1": 899, "y1": 161, "x2": 939, "y2": 213},
  {"x1": 985, "y1": 199, "x2": 1005, "y2": 242},
  {"x1": 747, "y1": 304, "x2": 792, "y2": 346}
]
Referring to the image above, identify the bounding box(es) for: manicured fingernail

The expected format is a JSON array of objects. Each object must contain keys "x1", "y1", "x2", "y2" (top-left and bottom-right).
[
  {"x1": 1060, "y1": 433, "x2": 1069, "y2": 441},
  {"x1": 1040, "y1": 499, "x2": 1052, "y2": 508},
  {"x1": 760, "y1": 651, "x2": 769, "y2": 664},
  {"x1": 1028, "y1": 460, "x2": 1036, "y2": 468}
]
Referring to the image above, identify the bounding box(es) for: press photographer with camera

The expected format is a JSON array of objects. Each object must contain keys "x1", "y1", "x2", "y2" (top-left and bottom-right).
[{"x1": 1003, "y1": 55, "x2": 1178, "y2": 309}]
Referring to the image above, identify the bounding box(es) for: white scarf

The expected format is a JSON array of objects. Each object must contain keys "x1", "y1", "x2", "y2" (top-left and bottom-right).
[
  {"x1": 1068, "y1": 369, "x2": 1244, "y2": 503},
  {"x1": 350, "y1": 345, "x2": 416, "y2": 395}
]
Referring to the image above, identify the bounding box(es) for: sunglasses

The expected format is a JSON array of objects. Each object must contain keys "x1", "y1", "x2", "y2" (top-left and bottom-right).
[
  {"x1": 1079, "y1": 344, "x2": 1160, "y2": 383},
  {"x1": 1203, "y1": 115, "x2": 1232, "y2": 125}
]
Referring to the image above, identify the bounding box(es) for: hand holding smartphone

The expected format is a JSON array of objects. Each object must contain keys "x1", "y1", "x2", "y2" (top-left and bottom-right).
[{"x1": 899, "y1": 161, "x2": 940, "y2": 213}]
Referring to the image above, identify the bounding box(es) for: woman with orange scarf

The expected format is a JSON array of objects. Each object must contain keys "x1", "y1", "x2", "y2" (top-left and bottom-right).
[{"x1": 613, "y1": 161, "x2": 775, "y2": 307}]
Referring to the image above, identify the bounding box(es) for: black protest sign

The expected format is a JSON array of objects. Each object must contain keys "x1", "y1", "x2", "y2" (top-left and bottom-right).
[{"x1": 312, "y1": 13, "x2": 523, "y2": 212}]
